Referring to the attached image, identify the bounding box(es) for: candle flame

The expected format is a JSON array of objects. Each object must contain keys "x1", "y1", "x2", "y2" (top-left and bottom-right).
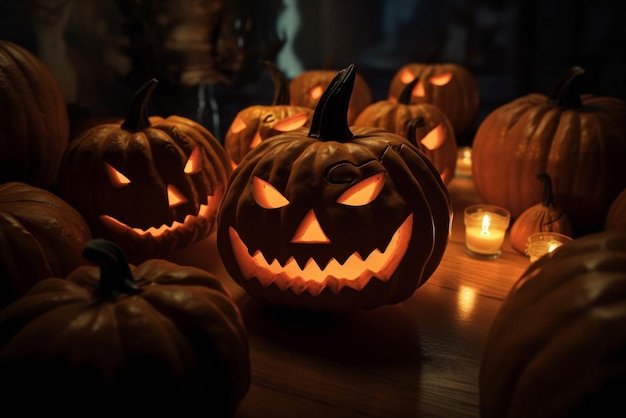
[
  {"x1": 547, "y1": 240, "x2": 560, "y2": 253},
  {"x1": 480, "y1": 214, "x2": 491, "y2": 236}
]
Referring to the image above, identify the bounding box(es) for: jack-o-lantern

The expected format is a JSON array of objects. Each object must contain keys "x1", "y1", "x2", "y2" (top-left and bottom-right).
[
  {"x1": 289, "y1": 66, "x2": 373, "y2": 125},
  {"x1": 387, "y1": 62, "x2": 480, "y2": 135},
  {"x1": 224, "y1": 61, "x2": 313, "y2": 169},
  {"x1": 217, "y1": 64, "x2": 452, "y2": 312},
  {"x1": 354, "y1": 78, "x2": 458, "y2": 185},
  {"x1": 57, "y1": 79, "x2": 231, "y2": 256}
]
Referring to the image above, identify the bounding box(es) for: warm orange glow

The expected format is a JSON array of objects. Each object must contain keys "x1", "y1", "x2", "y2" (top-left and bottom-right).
[
  {"x1": 249, "y1": 132, "x2": 263, "y2": 149},
  {"x1": 399, "y1": 68, "x2": 416, "y2": 84},
  {"x1": 229, "y1": 116, "x2": 247, "y2": 134},
  {"x1": 291, "y1": 210, "x2": 330, "y2": 244},
  {"x1": 184, "y1": 146, "x2": 202, "y2": 174},
  {"x1": 412, "y1": 80, "x2": 426, "y2": 97},
  {"x1": 253, "y1": 176, "x2": 289, "y2": 209},
  {"x1": 429, "y1": 72, "x2": 452, "y2": 86},
  {"x1": 309, "y1": 85, "x2": 324, "y2": 100},
  {"x1": 481, "y1": 214, "x2": 491, "y2": 236},
  {"x1": 456, "y1": 285, "x2": 477, "y2": 321},
  {"x1": 337, "y1": 173, "x2": 384, "y2": 206},
  {"x1": 228, "y1": 214, "x2": 413, "y2": 296},
  {"x1": 273, "y1": 112, "x2": 309, "y2": 132},
  {"x1": 167, "y1": 184, "x2": 187, "y2": 207},
  {"x1": 419, "y1": 124, "x2": 445, "y2": 151},
  {"x1": 105, "y1": 162, "x2": 131, "y2": 188}
]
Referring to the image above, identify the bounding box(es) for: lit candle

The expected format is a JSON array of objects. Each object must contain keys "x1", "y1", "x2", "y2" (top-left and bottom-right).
[
  {"x1": 526, "y1": 232, "x2": 574, "y2": 263},
  {"x1": 464, "y1": 204, "x2": 511, "y2": 260},
  {"x1": 455, "y1": 146, "x2": 472, "y2": 178}
]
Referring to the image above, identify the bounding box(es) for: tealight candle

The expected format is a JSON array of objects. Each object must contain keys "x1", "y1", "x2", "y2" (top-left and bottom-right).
[
  {"x1": 464, "y1": 204, "x2": 511, "y2": 260},
  {"x1": 455, "y1": 146, "x2": 472, "y2": 178},
  {"x1": 525, "y1": 232, "x2": 574, "y2": 263}
]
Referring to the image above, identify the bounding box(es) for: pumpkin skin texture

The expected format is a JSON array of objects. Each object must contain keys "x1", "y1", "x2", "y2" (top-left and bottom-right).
[
  {"x1": 479, "y1": 229, "x2": 626, "y2": 418},
  {"x1": 0, "y1": 40, "x2": 70, "y2": 189},
  {"x1": 0, "y1": 182, "x2": 92, "y2": 309},
  {"x1": 509, "y1": 172, "x2": 573, "y2": 254},
  {"x1": 0, "y1": 239, "x2": 250, "y2": 417},
  {"x1": 605, "y1": 187, "x2": 626, "y2": 231},
  {"x1": 217, "y1": 64, "x2": 452, "y2": 312},
  {"x1": 387, "y1": 62, "x2": 480, "y2": 135},
  {"x1": 57, "y1": 79, "x2": 231, "y2": 256},
  {"x1": 224, "y1": 61, "x2": 313, "y2": 169},
  {"x1": 289, "y1": 67, "x2": 373, "y2": 125},
  {"x1": 354, "y1": 78, "x2": 458, "y2": 185},
  {"x1": 471, "y1": 67, "x2": 626, "y2": 236}
]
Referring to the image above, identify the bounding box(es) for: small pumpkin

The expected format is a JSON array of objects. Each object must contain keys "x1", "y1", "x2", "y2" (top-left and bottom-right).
[
  {"x1": 289, "y1": 65, "x2": 373, "y2": 125},
  {"x1": 354, "y1": 78, "x2": 458, "y2": 185},
  {"x1": 605, "y1": 187, "x2": 626, "y2": 231},
  {"x1": 224, "y1": 61, "x2": 313, "y2": 169},
  {"x1": 471, "y1": 66, "x2": 626, "y2": 236},
  {"x1": 387, "y1": 62, "x2": 480, "y2": 135},
  {"x1": 509, "y1": 172, "x2": 573, "y2": 254},
  {"x1": 0, "y1": 182, "x2": 92, "y2": 309},
  {"x1": 0, "y1": 40, "x2": 70, "y2": 189},
  {"x1": 57, "y1": 78, "x2": 231, "y2": 256},
  {"x1": 217, "y1": 64, "x2": 452, "y2": 312},
  {"x1": 480, "y1": 229, "x2": 626, "y2": 418},
  {"x1": 0, "y1": 238, "x2": 250, "y2": 417}
]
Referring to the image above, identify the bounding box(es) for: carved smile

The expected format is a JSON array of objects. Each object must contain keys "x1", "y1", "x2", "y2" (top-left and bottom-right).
[{"x1": 229, "y1": 214, "x2": 413, "y2": 296}]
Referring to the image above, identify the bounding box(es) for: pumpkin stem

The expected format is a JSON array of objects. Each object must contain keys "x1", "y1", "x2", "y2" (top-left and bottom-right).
[
  {"x1": 121, "y1": 78, "x2": 158, "y2": 132},
  {"x1": 82, "y1": 239, "x2": 142, "y2": 300},
  {"x1": 406, "y1": 117, "x2": 427, "y2": 151},
  {"x1": 307, "y1": 64, "x2": 355, "y2": 142},
  {"x1": 538, "y1": 172, "x2": 555, "y2": 207},
  {"x1": 398, "y1": 78, "x2": 420, "y2": 105},
  {"x1": 261, "y1": 61, "x2": 290, "y2": 105},
  {"x1": 547, "y1": 66, "x2": 585, "y2": 108}
]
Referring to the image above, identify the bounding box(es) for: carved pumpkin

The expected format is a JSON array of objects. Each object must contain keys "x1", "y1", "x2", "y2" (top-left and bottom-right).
[
  {"x1": 354, "y1": 78, "x2": 458, "y2": 185},
  {"x1": 387, "y1": 62, "x2": 480, "y2": 135},
  {"x1": 57, "y1": 79, "x2": 231, "y2": 256},
  {"x1": 224, "y1": 61, "x2": 313, "y2": 169},
  {"x1": 480, "y1": 229, "x2": 626, "y2": 418},
  {"x1": 472, "y1": 66, "x2": 626, "y2": 236},
  {"x1": 0, "y1": 238, "x2": 250, "y2": 416},
  {"x1": 605, "y1": 187, "x2": 626, "y2": 231},
  {"x1": 217, "y1": 64, "x2": 452, "y2": 312},
  {"x1": 0, "y1": 40, "x2": 69, "y2": 189},
  {"x1": 0, "y1": 182, "x2": 92, "y2": 309},
  {"x1": 509, "y1": 172, "x2": 573, "y2": 254},
  {"x1": 289, "y1": 66, "x2": 373, "y2": 125}
]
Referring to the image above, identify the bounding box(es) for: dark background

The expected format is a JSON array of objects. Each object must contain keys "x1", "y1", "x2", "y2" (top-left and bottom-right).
[{"x1": 1, "y1": 0, "x2": 624, "y2": 146}]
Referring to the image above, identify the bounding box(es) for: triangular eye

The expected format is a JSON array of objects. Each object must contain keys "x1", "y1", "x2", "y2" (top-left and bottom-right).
[
  {"x1": 337, "y1": 172, "x2": 385, "y2": 206},
  {"x1": 399, "y1": 68, "x2": 415, "y2": 84},
  {"x1": 253, "y1": 176, "x2": 289, "y2": 209},
  {"x1": 429, "y1": 72, "x2": 452, "y2": 86},
  {"x1": 249, "y1": 132, "x2": 263, "y2": 149},
  {"x1": 273, "y1": 112, "x2": 308, "y2": 132},
  {"x1": 420, "y1": 124, "x2": 445, "y2": 151},
  {"x1": 229, "y1": 116, "x2": 247, "y2": 134},
  {"x1": 184, "y1": 146, "x2": 202, "y2": 174},
  {"x1": 105, "y1": 162, "x2": 131, "y2": 188},
  {"x1": 309, "y1": 85, "x2": 324, "y2": 100}
]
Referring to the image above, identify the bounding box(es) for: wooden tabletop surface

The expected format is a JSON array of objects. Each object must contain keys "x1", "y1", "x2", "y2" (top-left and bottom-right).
[{"x1": 161, "y1": 173, "x2": 531, "y2": 418}]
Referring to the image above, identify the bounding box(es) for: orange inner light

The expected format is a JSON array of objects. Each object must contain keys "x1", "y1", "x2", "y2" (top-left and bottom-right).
[
  {"x1": 309, "y1": 85, "x2": 324, "y2": 100},
  {"x1": 420, "y1": 124, "x2": 444, "y2": 151},
  {"x1": 273, "y1": 112, "x2": 308, "y2": 132},
  {"x1": 291, "y1": 210, "x2": 330, "y2": 244},
  {"x1": 105, "y1": 163, "x2": 131, "y2": 188},
  {"x1": 429, "y1": 72, "x2": 453, "y2": 86},
  {"x1": 167, "y1": 184, "x2": 187, "y2": 207}
]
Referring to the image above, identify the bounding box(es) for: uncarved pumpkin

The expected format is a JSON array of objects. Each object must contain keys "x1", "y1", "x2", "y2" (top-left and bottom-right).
[
  {"x1": 0, "y1": 40, "x2": 69, "y2": 189},
  {"x1": 0, "y1": 238, "x2": 250, "y2": 417},
  {"x1": 218, "y1": 64, "x2": 451, "y2": 312},
  {"x1": 480, "y1": 229, "x2": 626, "y2": 418},
  {"x1": 472, "y1": 66, "x2": 626, "y2": 236}
]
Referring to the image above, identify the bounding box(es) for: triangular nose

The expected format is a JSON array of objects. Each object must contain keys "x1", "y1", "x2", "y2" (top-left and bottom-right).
[
  {"x1": 167, "y1": 184, "x2": 187, "y2": 207},
  {"x1": 291, "y1": 210, "x2": 330, "y2": 244}
]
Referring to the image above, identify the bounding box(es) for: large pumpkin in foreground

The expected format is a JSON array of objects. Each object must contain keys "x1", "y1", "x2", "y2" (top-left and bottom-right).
[
  {"x1": 472, "y1": 66, "x2": 626, "y2": 236},
  {"x1": 480, "y1": 229, "x2": 626, "y2": 418},
  {"x1": 57, "y1": 79, "x2": 231, "y2": 256},
  {"x1": 217, "y1": 64, "x2": 451, "y2": 312},
  {"x1": 0, "y1": 40, "x2": 69, "y2": 189},
  {"x1": 0, "y1": 239, "x2": 250, "y2": 417}
]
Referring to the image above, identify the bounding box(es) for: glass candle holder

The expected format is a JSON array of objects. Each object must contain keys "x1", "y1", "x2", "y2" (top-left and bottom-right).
[
  {"x1": 525, "y1": 232, "x2": 574, "y2": 263},
  {"x1": 455, "y1": 146, "x2": 472, "y2": 178},
  {"x1": 464, "y1": 204, "x2": 511, "y2": 260}
]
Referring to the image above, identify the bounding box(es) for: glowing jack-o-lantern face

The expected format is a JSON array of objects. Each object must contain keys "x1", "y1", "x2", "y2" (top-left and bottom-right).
[
  {"x1": 387, "y1": 63, "x2": 480, "y2": 135},
  {"x1": 218, "y1": 64, "x2": 451, "y2": 312},
  {"x1": 58, "y1": 79, "x2": 231, "y2": 255}
]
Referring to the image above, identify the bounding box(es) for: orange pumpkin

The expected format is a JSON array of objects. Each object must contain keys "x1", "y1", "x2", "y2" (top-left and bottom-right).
[
  {"x1": 387, "y1": 62, "x2": 480, "y2": 135},
  {"x1": 472, "y1": 66, "x2": 626, "y2": 236}
]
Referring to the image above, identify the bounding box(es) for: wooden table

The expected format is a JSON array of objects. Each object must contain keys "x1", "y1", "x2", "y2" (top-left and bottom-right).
[{"x1": 163, "y1": 174, "x2": 531, "y2": 418}]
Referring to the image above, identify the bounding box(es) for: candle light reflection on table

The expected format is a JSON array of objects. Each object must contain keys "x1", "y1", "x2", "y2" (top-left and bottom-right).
[
  {"x1": 464, "y1": 204, "x2": 511, "y2": 260},
  {"x1": 455, "y1": 146, "x2": 472, "y2": 178}
]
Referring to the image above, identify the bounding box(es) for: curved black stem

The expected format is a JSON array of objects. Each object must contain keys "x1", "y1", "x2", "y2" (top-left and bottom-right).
[
  {"x1": 82, "y1": 239, "x2": 143, "y2": 300},
  {"x1": 398, "y1": 77, "x2": 420, "y2": 105},
  {"x1": 121, "y1": 78, "x2": 158, "y2": 131},
  {"x1": 546, "y1": 66, "x2": 585, "y2": 108},
  {"x1": 538, "y1": 172, "x2": 555, "y2": 207},
  {"x1": 261, "y1": 61, "x2": 290, "y2": 105}
]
